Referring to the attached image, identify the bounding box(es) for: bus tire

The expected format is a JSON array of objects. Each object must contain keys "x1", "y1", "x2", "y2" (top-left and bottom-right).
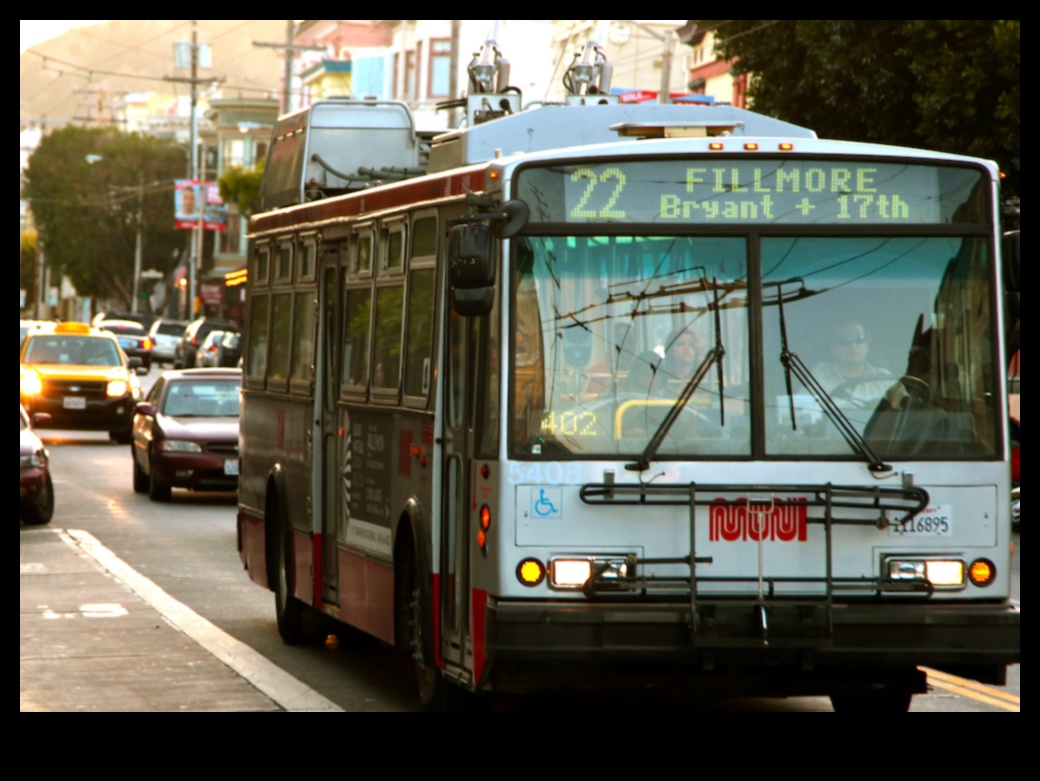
[
  {"x1": 400, "y1": 548, "x2": 453, "y2": 710},
  {"x1": 274, "y1": 508, "x2": 312, "y2": 645},
  {"x1": 830, "y1": 690, "x2": 913, "y2": 713}
]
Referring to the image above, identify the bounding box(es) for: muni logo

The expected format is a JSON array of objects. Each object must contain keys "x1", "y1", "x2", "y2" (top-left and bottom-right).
[{"x1": 709, "y1": 498, "x2": 808, "y2": 542}]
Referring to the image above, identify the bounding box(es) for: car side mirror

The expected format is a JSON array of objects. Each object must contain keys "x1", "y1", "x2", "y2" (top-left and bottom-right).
[
  {"x1": 129, "y1": 357, "x2": 143, "y2": 368},
  {"x1": 135, "y1": 401, "x2": 157, "y2": 417},
  {"x1": 32, "y1": 412, "x2": 52, "y2": 428}
]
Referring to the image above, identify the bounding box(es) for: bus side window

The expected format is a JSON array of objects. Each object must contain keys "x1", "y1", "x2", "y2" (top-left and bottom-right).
[
  {"x1": 268, "y1": 292, "x2": 293, "y2": 384},
  {"x1": 373, "y1": 284, "x2": 404, "y2": 391},
  {"x1": 291, "y1": 290, "x2": 316, "y2": 389},
  {"x1": 342, "y1": 285, "x2": 372, "y2": 391},
  {"x1": 247, "y1": 294, "x2": 270, "y2": 381},
  {"x1": 404, "y1": 267, "x2": 435, "y2": 398}
]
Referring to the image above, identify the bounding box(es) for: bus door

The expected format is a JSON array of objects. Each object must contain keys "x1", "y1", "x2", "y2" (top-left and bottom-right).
[
  {"x1": 439, "y1": 306, "x2": 475, "y2": 668},
  {"x1": 318, "y1": 242, "x2": 343, "y2": 604}
]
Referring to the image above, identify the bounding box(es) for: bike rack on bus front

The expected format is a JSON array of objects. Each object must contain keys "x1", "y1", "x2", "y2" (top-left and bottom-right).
[{"x1": 578, "y1": 481, "x2": 931, "y2": 647}]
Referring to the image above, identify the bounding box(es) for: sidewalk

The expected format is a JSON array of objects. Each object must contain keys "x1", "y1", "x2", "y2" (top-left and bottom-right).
[{"x1": 20, "y1": 527, "x2": 335, "y2": 712}]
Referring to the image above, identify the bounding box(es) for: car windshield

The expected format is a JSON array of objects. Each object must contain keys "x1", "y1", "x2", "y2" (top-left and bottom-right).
[
  {"x1": 24, "y1": 336, "x2": 121, "y2": 367},
  {"x1": 162, "y1": 379, "x2": 241, "y2": 417},
  {"x1": 157, "y1": 323, "x2": 186, "y2": 336}
]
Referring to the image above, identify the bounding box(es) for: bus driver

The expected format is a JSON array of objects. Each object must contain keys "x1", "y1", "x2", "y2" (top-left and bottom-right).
[{"x1": 813, "y1": 319, "x2": 894, "y2": 405}]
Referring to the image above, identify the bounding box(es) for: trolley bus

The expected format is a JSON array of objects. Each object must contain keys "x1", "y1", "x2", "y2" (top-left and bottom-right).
[{"x1": 237, "y1": 39, "x2": 1020, "y2": 711}]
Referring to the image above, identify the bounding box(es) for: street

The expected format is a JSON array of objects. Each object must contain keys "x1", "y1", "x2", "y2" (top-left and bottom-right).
[{"x1": 20, "y1": 369, "x2": 1021, "y2": 712}]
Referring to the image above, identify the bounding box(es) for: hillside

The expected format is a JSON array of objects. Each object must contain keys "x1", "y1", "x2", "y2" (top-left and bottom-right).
[{"x1": 20, "y1": 20, "x2": 290, "y2": 128}]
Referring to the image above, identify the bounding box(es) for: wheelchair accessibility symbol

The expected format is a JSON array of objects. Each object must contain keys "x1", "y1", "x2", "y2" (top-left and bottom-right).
[{"x1": 531, "y1": 487, "x2": 562, "y2": 519}]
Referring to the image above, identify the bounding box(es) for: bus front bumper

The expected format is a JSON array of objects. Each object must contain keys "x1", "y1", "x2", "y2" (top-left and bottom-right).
[{"x1": 484, "y1": 598, "x2": 1020, "y2": 691}]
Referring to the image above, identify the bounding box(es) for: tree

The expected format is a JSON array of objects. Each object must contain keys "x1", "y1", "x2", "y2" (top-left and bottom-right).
[
  {"x1": 20, "y1": 229, "x2": 39, "y2": 313},
  {"x1": 22, "y1": 127, "x2": 189, "y2": 310},
  {"x1": 218, "y1": 161, "x2": 265, "y2": 219},
  {"x1": 700, "y1": 20, "x2": 1020, "y2": 200}
]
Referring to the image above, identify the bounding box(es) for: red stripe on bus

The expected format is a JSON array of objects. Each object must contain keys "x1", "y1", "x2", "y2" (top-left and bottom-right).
[
  {"x1": 312, "y1": 533, "x2": 323, "y2": 609},
  {"x1": 472, "y1": 588, "x2": 487, "y2": 684},
  {"x1": 250, "y1": 168, "x2": 487, "y2": 234},
  {"x1": 432, "y1": 573, "x2": 442, "y2": 668}
]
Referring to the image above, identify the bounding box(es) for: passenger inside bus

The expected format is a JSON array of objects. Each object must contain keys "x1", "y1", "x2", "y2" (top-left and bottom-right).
[{"x1": 660, "y1": 327, "x2": 707, "y2": 389}]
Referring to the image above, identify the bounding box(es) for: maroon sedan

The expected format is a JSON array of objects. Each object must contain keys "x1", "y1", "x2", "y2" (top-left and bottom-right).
[
  {"x1": 130, "y1": 368, "x2": 241, "y2": 502},
  {"x1": 20, "y1": 405, "x2": 54, "y2": 525}
]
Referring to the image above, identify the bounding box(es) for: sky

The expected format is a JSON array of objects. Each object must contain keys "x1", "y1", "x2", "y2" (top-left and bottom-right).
[{"x1": 20, "y1": 20, "x2": 108, "y2": 53}]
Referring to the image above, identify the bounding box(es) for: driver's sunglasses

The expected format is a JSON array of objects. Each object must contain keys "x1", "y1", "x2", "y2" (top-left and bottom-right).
[{"x1": 832, "y1": 334, "x2": 868, "y2": 345}]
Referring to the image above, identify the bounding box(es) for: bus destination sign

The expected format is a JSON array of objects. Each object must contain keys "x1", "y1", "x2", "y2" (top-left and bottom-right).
[{"x1": 516, "y1": 160, "x2": 984, "y2": 226}]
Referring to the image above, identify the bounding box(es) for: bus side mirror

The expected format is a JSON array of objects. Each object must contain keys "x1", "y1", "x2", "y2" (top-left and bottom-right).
[{"x1": 448, "y1": 224, "x2": 495, "y2": 316}]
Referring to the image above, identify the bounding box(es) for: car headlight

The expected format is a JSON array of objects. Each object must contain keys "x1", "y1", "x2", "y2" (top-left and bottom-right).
[
  {"x1": 161, "y1": 440, "x2": 202, "y2": 453},
  {"x1": 20, "y1": 370, "x2": 43, "y2": 396},
  {"x1": 20, "y1": 450, "x2": 47, "y2": 468},
  {"x1": 106, "y1": 380, "x2": 129, "y2": 397}
]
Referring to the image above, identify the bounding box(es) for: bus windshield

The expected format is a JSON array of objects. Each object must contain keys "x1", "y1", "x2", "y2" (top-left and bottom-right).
[{"x1": 509, "y1": 165, "x2": 999, "y2": 462}]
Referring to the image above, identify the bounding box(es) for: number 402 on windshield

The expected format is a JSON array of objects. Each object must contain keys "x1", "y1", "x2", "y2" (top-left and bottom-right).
[{"x1": 541, "y1": 410, "x2": 598, "y2": 437}]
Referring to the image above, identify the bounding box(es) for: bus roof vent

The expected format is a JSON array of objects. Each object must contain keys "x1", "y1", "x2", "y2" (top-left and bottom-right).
[{"x1": 610, "y1": 121, "x2": 745, "y2": 138}]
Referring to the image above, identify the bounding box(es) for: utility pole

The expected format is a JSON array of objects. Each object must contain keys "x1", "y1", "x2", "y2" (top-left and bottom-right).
[
  {"x1": 165, "y1": 20, "x2": 222, "y2": 320},
  {"x1": 623, "y1": 21, "x2": 679, "y2": 104},
  {"x1": 188, "y1": 21, "x2": 200, "y2": 320},
  {"x1": 253, "y1": 22, "x2": 326, "y2": 115},
  {"x1": 449, "y1": 20, "x2": 461, "y2": 129},
  {"x1": 132, "y1": 177, "x2": 143, "y2": 313}
]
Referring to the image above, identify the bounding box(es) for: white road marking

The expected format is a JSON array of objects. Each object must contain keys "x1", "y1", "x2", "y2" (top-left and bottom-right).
[{"x1": 60, "y1": 528, "x2": 343, "y2": 712}]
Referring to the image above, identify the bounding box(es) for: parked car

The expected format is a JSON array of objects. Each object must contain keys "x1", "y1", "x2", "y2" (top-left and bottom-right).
[
  {"x1": 216, "y1": 330, "x2": 242, "y2": 368},
  {"x1": 148, "y1": 319, "x2": 188, "y2": 366},
  {"x1": 92, "y1": 311, "x2": 157, "y2": 331},
  {"x1": 20, "y1": 404, "x2": 54, "y2": 526},
  {"x1": 130, "y1": 368, "x2": 242, "y2": 501},
  {"x1": 195, "y1": 330, "x2": 228, "y2": 368},
  {"x1": 20, "y1": 321, "x2": 144, "y2": 443},
  {"x1": 20, "y1": 319, "x2": 55, "y2": 352},
  {"x1": 174, "y1": 317, "x2": 238, "y2": 369},
  {"x1": 98, "y1": 319, "x2": 153, "y2": 371}
]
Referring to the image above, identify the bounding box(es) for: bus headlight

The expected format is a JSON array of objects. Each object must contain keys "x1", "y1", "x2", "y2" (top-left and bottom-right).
[
  {"x1": 885, "y1": 557, "x2": 965, "y2": 588},
  {"x1": 550, "y1": 556, "x2": 630, "y2": 588}
]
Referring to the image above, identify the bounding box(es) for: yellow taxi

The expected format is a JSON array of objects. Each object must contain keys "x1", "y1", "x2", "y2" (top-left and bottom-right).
[{"x1": 19, "y1": 321, "x2": 144, "y2": 443}]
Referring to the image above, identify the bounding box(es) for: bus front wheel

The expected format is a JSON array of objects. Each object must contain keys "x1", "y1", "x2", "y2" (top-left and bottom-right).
[
  {"x1": 401, "y1": 550, "x2": 455, "y2": 711},
  {"x1": 275, "y1": 514, "x2": 309, "y2": 645},
  {"x1": 830, "y1": 690, "x2": 913, "y2": 713}
]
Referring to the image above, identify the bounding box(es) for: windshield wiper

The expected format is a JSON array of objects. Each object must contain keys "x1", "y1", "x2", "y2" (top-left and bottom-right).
[
  {"x1": 627, "y1": 279, "x2": 727, "y2": 472},
  {"x1": 775, "y1": 282, "x2": 891, "y2": 473},
  {"x1": 625, "y1": 347, "x2": 722, "y2": 472}
]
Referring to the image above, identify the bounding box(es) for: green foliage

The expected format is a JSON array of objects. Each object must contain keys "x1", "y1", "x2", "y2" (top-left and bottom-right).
[
  {"x1": 22, "y1": 127, "x2": 189, "y2": 309},
  {"x1": 218, "y1": 161, "x2": 265, "y2": 218},
  {"x1": 700, "y1": 20, "x2": 1020, "y2": 199},
  {"x1": 20, "y1": 230, "x2": 39, "y2": 308}
]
